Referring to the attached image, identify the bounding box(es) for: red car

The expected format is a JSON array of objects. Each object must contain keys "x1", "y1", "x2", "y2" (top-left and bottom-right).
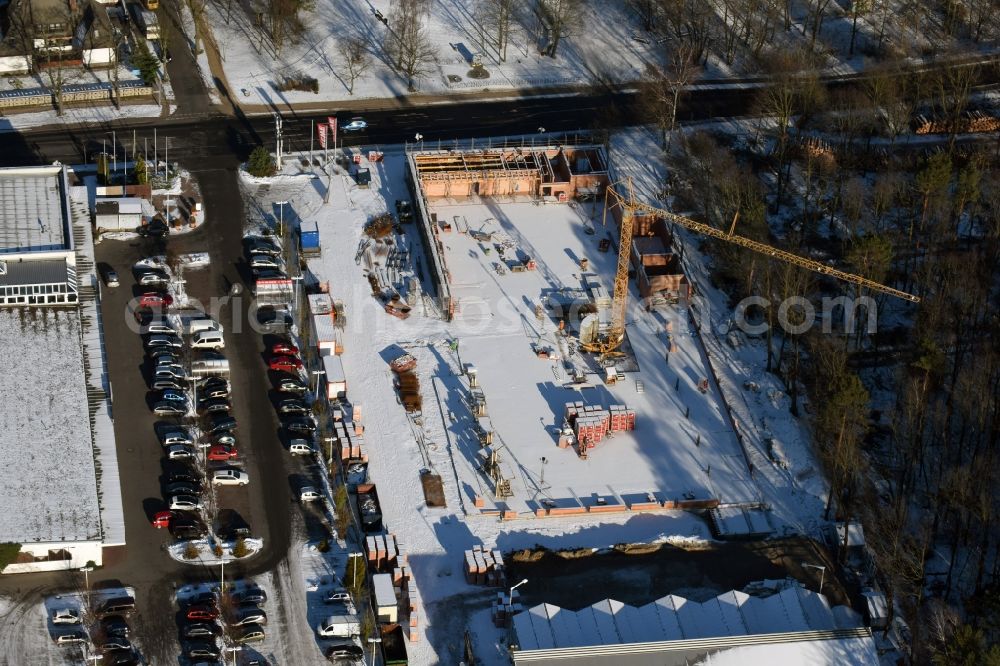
[
  {"x1": 139, "y1": 292, "x2": 174, "y2": 308},
  {"x1": 270, "y1": 342, "x2": 299, "y2": 356},
  {"x1": 268, "y1": 356, "x2": 302, "y2": 372},
  {"x1": 152, "y1": 510, "x2": 175, "y2": 528},
  {"x1": 207, "y1": 444, "x2": 238, "y2": 461},
  {"x1": 185, "y1": 605, "x2": 219, "y2": 621}
]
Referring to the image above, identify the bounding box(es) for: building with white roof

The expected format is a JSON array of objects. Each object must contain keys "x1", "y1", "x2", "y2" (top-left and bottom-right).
[
  {"x1": 0, "y1": 165, "x2": 124, "y2": 573},
  {"x1": 511, "y1": 582, "x2": 878, "y2": 665}
]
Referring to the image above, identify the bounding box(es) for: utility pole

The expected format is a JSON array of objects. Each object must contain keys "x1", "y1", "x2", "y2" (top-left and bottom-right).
[{"x1": 310, "y1": 118, "x2": 314, "y2": 166}]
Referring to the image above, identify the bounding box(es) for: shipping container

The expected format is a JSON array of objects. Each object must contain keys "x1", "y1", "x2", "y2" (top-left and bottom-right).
[
  {"x1": 300, "y1": 220, "x2": 321, "y2": 254},
  {"x1": 323, "y1": 354, "x2": 347, "y2": 398},
  {"x1": 373, "y1": 573, "x2": 398, "y2": 622},
  {"x1": 381, "y1": 623, "x2": 409, "y2": 665},
  {"x1": 356, "y1": 483, "x2": 383, "y2": 533}
]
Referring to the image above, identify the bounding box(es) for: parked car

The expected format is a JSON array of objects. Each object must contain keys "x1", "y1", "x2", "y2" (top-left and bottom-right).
[
  {"x1": 256, "y1": 306, "x2": 293, "y2": 331},
  {"x1": 207, "y1": 444, "x2": 237, "y2": 461},
  {"x1": 141, "y1": 220, "x2": 169, "y2": 237},
  {"x1": 99, "y1": 638, "x2": 132, "y2": 653},
  {"x1": 138, "y1": 270, "x2": 170, "y2": 287},
  {"x1": 51, "y1": 608, "x2": 81, "y2": 625},
  {"x1": 152, "y1": 378, "x2": 185, "y2": 391},
  {"x1": 166, "y1": 445, "x2": 196, "y2": 460},
  {"x1": 159, "y1": 389, "x2": 189, "y2": 404},
  {"x1": 252, "y1": 267, "x2": 287, "y2": 280},
  {"x1": 212, "y1": 469, "x2": 249, "y2": 486},
  {"x1": 170, "y1": 495, "x2": 204, "y2": 511},
  {"x1": 148, "y1": 346, "x2": 179, "y2": 359},
  {"x1": 154, "y1": 401, "x2": 186, "y2": 416},
  {"x1": 170, "y1": 516, "x2": 207, "y2": 538},
  {"x1": 54, "y1": 630, "x2": 87, "y2": 645},
  {"x1": 185, "y1": 641, "x2": 220, "y2": 659},
  {"x1": 233, "y1": 624, "x2": 266, "y2": 644},
  {"x1": 300, "y1": 486, "x2": 321, "y2": 502},
  {"x1": 270, "y1": 341, "x2": 299, "y2": 356},
  {"x1": 288, "y1": 440, "x2": 313, "y2": 455},
  {"x1": 103, "y1": 267, "x2": 120, "y2": 288},
  {"x1": 200, "y1": 376, "x2": 229, "y2": 390},
  {"x1": 324, "y1": 590, "x2": 351, "y2": 604},
  {"x1": 213, "y1": 432, "x2": 237, "y2": 446},
  {"x1": 230, "y1": 608, "x2": 267, "y2": 626},
  {"x1": 154, "y1": 368, "x2": 186, "y2": 383},
  {"x1": 326, "y1": 643, "x2": 365, "y2": 661},
  {"x1": 164, "y1": 481, "x2": 201, "y2": 496},
  {"x1": 97, "y1": 597, "x2": 135, "y2": 616},
  {"x1": 142, "y1": 320, "x2": 176, "y2": 335},
  {"x1": 181, "y1": 622, "x2": 219, "y2": 640},
  {"x1": 161, "y1": 429, "x2": 193, "y2": 447},
  {"x1": 231, "y1": 587, "x2": 268, "y2": 605},
  {"x1": 185, "y1": 591, "x2": 218, "y2": 608},
  {"x1": 208, "y1": 415, "x2": 237, "y2": 434},
  {"x1": 250, "y1": 255, "x2": 283, "y2": 270},
  {"x1": 276, "y1": 376, "x2": 309, "y2": 393},
  {"x1": 198, "y1": 398, "x2": 231, "y2": 414},
  {"x1": 278, "y1": 399, "x2": 309, "y2": 415},
  {"x1": 191, "y1": 330, "x2": 225, "y2": 350},
  {"x1": 151, "y1": 510, "x2": 175, "y2": 528},
  {"x1": 342, "y1": 117, "x2": 368, "y2": 132},
  {"x1": 202, "y1": 386, "x2": 229, "y2": 399},
  {"x1": 284, "y1": 416, "x2": 317, "y2": 434},
  {"x1": 100, "y1": 615, "x2": 130, "y2": 638},
  {"x1": 246, "y1": 237, "x2": 281, "y2": 255},
  {"x1": 165, "y1": 470, "x2": 201, "y2": 486},
  {"x1": 146, "y1": 334, "x2": 183, "y2": 349},
  {"x1": 138, "y1": 292, "x2": 173, "y2": 309},
  {"x1": 268, "y1": 356, "x2": 302, "y2": 372},
  {"x1": 185, "y1": 605, "x2": 219, "y2": 622}
]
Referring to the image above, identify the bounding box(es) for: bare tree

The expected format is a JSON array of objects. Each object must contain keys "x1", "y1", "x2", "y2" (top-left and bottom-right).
[
  {"x1": 385, "y1": 0, "x2": 436, "y2": 90},
  {"x1": 340, "y1": 36, "x2": 372, "y2": 95},
  {"x1": 806, "y1": 0, "x2": 834, "y2": 50},
  {"x1": 848, "y1": 0, "x2": 872, "y2": 56},
  {"x1": 189, "y1": 0, "x2": 208, "y2": 51},
  {"x1": 538, "y1": 0, "x2": 582, "y2": 58},
  {"x1": 640, "y1": 44, "x2": 701, "y2": 147},
  {"x1": 478, "y1": 0, "x2": 517, "y2": 62}
]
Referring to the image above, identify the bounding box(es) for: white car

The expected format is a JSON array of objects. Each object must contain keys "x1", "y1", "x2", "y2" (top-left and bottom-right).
[
  {"x1": 166, "y1": 444, "x2": 196, "y2": 459},
  {"x1": 342, "y1": 118, "x2": 367, "y2": 132},
  {"x1": 169, "y1": 494, "x2": 204, "y2": 511},
  {"x1": 288, "y1": 440, "x2": 313, "y2": 455},
  {"x1": 213, "y1": 469, "x2": 249, "y2": 486},
  {"x1": 51, "y1": 608, "x2": 81, "y2": 625},
  {"x1": 324, "y1": 590, "x2": 351, "y2": 604},
  {"x1": 249, "y1": 255, "x2": 283, "y2": 270},
  {"x1": 299, "y1": 486, "x2": 321, "y2": 502}
]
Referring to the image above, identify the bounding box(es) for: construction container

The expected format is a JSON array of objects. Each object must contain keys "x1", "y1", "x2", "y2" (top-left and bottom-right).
[
  {"x1": 300, "y1": 220, "x2": 320, "y2": 254},
  {"x1": 373, "y1": 573, "x2": 398, "y2": 622},
  {"x1": 323, "y1": 354, "x2": 347, "y2": 399}
]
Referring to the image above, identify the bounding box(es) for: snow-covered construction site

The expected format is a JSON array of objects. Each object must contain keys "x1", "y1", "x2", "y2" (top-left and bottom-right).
[
  {"x1": 236, "y1": 128, "x2": 849, "y2": 664},
  {"x1": 405, "y1": 144, "x2": 759, "y2": 519}
]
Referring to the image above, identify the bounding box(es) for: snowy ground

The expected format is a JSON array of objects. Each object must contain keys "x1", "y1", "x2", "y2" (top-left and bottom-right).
[
  {"x1": 239, "y1": 126, "x2": 835, "y2": 663},
  {"x1": 205, "y1": 0, "x2": 660, "y2": 106},
  {"x1": 0, "y1": 308, "x2": 103, "y2": 545}
]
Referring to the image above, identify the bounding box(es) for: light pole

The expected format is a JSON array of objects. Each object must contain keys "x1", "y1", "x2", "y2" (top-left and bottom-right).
[
  {"x1": 802, "y1": 563, "x2": 826, "y2": 594},
  {"x1": 539, "y1": 457, "x2": 548, "y2": 487},
  {"x1": 323, "y1": 435, "x2": 335, "y2": 467},
  {"x1": 347, "y1": 552, "x2": 363, "y2": 590},
  {"x1": 368, "y1": 636, "x2": 382, "y2": 666},
  {"x1": 79, "y1": 566, "x2": 94, "y2": 605},
  {"x1": 414, "y1": 133, "x2": 423, "y2": 151},
  {"x1": 275, "y1": 200, "x2": 289, "y2": 240},
  {"x1": 312, "y1": 370, "x2": 326, "y2": 402},
  {"x1": 292, "y1": 274, "x2": 304, "y2": 319},
  {"x1": 509, "y1": 578, "x2": 528, "y2": 610}
]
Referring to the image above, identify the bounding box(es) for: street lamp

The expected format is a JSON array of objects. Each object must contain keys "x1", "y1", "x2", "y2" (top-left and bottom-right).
[
  {"x1": 312, "y1": 370, "x2": 326, "y2": 402},
  {"x1": 509, "y1": 578, "x2": 528, "y2": 608},
  {"x1": 414, "y1": 133, "x2": 424, "y2": 151},
  {"x1": 347, "y1": 552, "x2": 364, "y2": 590},
  {"x1": 368, "y1": 636, "x2": 382, "y2": 665},
  {"x1": 802, "y1": 563, "x2": 826, "y2": 594},
  {"x1": 79, "y1": 566, "x2": 94, "y2": 604},
  {"x1": 323, "y1": 435, "x2": 336, "y2": 467}
]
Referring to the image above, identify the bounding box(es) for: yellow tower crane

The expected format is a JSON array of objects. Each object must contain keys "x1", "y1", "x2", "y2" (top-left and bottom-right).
[{"x1": 580, "y1": 180, "x2": 920, "y2": 354}]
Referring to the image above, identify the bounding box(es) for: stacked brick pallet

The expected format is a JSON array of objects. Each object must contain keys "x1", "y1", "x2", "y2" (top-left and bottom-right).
[
  {"x1": 404, "y1": 578, "x2": 420, "y2": 641},
  {"x1": 464, "y1": 545, "x2": 506, "y2": 586},
  {"x1": 491, "y1": 589, "x2": 524, "y2": 627},
  {"x1": 335, "y1": 420, "x2": 367, "y2": 462},
  {"x1": 364, "y1": 533, "x2": 405, "y2": 572},
  {"x1": 563, "y1": 401, "x2": 636, "y2": 450}
]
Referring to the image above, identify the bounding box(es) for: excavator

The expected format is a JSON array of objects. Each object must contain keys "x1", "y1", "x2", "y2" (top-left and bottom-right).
[{"x1": 580, "y1": 180, "x2": 920, "y2": 354}]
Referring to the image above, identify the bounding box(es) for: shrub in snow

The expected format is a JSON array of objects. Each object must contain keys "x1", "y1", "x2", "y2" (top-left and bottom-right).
[
  {"x1": 232, "y1": 538, "x2": 249, "y2": 559},
  {"x1": 247, "y1": 146, "x2": 277, "y2": 178},
  {"x1": 183, "y1": 543, "x2": 201, "y2": 560}
]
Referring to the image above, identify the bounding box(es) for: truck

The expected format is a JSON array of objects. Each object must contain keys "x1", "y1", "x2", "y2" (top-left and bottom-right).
[
  {"x1": 300, "y1": 220, "x2": 321, "y2": 256},
  {"x1": 355, "y1": 483, "x2": 383, "y2": 533},
  {"x1": 318, "y1": 615, "x2": 360, "y2": 639},
  {"x1": 381, "y1": 623, "x2": 409, "y2": 665}
]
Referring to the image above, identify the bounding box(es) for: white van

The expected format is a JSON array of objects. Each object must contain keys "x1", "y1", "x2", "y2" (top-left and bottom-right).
[
  {"x1": 185, "y1": 318, "x2": 223, "y2": 335},
  {"x1": 191, "y1": 330, "x2": 225, "y2": 350}
]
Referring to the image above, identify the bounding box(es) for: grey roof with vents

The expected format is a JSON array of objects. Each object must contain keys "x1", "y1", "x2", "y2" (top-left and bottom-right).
[{"x1": 0, "y1": 165, "x2": 71, "y2": 254}]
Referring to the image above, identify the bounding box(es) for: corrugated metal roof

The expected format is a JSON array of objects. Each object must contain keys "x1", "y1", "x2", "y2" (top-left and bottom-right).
[
  {"x1": 513, "y1": 583, "x2": 866, "y2": 656},
  {"x1": 0, "y1": 258, "x2": 70, "y2": 287}
]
